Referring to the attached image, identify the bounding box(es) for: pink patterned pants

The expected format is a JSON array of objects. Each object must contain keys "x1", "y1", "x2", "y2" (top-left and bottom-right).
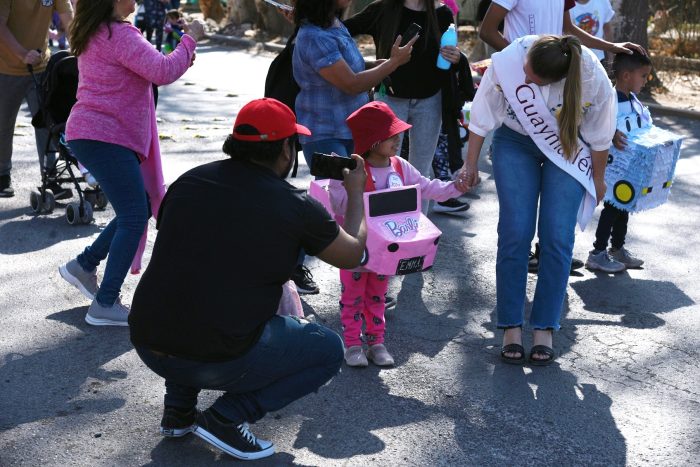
[{"x1": 339, "y1": 270, "x2": 389, "y2": 347}]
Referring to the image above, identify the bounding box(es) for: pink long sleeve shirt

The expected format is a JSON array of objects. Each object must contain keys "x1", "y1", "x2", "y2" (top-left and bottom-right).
[
  {"x1": 66, "y1": 21, "x2": 196, "y2": 154},
  {"x1": 66, "y1": 21, "x2": 196, "y2": 273},
  {"x1": 329, "y1": 156, "x2": 462, "y2": 216}
]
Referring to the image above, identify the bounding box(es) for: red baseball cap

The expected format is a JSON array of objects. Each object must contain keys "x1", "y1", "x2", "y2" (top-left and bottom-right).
[
  {"x1": 345, "y1": 101, "x2": 411, "y2": 155},
  {"x1": 232, "y1": 98, "x2": 311, "y2": 142}
]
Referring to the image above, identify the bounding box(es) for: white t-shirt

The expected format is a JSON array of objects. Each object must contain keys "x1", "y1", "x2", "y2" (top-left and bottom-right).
[
  {"x1": 469, "y1": 36, "x2": 617, "y2": 152},
  {"x1": 569, "y1": 0, "x2": 615, "y2": 60},
  {"x1": 493, "y1": 0, "x2": 567, "y2": 42}
]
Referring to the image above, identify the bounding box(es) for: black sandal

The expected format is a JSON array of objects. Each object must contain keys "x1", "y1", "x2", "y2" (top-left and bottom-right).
[
  {"x1": 529, "y1": 345, "x2": 556, "y2": 366},
  {"x1": 500, "y1": 343, "x2": 525, "y2": 364}
]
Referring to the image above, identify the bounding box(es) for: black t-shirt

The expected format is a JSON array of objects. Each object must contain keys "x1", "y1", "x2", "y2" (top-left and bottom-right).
[
  {"x1": 129, "y1": 159, "x2": 339, "y2": 361},
  {"x1": 344, "y1": 3, "x2": 455, "y2": 98}
]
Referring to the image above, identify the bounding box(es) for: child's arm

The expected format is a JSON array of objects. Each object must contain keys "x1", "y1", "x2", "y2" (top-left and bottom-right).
[
  {"x1": 613, "y1": 130, "x2": 627, "y2": 150},
  {"x1": 397, "y1": 158, "x2": 464, "y2": 202}
]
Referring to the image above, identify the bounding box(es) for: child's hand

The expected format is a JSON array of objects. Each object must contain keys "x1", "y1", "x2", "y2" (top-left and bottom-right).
[
  {"x1": 613, "y1": 130, "x2": 627, "y2": 150},
  {"x1": 453, "y1": 174, "x2": 471, "y2": 193},
  {"x1": 594, "y1": 177, "x2": 607, "y2": 204}
]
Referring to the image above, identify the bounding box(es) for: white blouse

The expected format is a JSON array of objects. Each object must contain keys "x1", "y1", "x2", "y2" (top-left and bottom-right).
[{"x1": 469, "y1": 37, "x2": 617, "y2": 152}]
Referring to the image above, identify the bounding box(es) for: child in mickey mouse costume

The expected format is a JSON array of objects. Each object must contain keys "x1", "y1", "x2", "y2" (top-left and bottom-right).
[{"x1": 329, "y1": 101, "x2": 471, "y2": 368}]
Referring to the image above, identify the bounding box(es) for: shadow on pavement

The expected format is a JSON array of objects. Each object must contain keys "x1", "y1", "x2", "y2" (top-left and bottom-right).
[
  {"x1": 0, "y1": 306, "x2": 131, "y2": 432},
  {"x1": 0, "y1": 214, "x2": 101, "y2": 255}
]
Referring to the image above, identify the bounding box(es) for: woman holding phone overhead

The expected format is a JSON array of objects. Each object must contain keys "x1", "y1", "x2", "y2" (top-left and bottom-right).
[
  {"x1": 290, "y1": 0, "x2": 415, "y2": 295},
  {"x1": 344, "y1": 0, "x2": 462, "y2": 203}
]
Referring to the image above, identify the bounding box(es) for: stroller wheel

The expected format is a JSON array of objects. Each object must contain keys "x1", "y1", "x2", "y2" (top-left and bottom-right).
[
  {"x1": 30, "y1": 190, "x2": 55, "y2": 214},
  {"x1": 66, "y1": 201, "x2": 93, "y2": 225}
]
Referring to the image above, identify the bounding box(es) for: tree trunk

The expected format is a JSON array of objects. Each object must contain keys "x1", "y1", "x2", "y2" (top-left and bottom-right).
[
  {"x1": 200, "y1": 0, "x2": 227, "y2": 23},
  {"x1": 613, "y1": 0, "x2": 650, "y2": 49}
]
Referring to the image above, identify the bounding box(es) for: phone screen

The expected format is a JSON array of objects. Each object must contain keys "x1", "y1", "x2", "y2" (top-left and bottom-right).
[
  {"x1": 310, "y1": 153, "x2": 357, "y2": 180},
  {"x1": 400, "y1": 23, "x2": 422, "y2": 46}
]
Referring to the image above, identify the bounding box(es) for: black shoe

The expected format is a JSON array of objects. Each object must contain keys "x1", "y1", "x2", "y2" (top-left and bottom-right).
[
  {"x1": 160, "y1": 406, "x2": 198, "y2": 438},
  {"x1": 0, "y1": 174, "x2": 14, "y2": 198},
  {"x1": 291, "y1": 265, "x2": 319, "y2": 295},
  {"x1": 384, "y1": 295, "x2": 397, "y2": 310},
  {"x1": 194, "y1": 409, "x2": 275, "y2": 460},
  {"x1": 46, "y1": 181, "x2": 72, "y2": 200},
  {"x1": 570, "y1": 257, "x2": 584, "y2": 271},
  {"x1": 433, "y1": 198, "x2": 470, "y2": 213},
  {"x1": 528, "y1": 243, "x2": 540, "y2": 273}
]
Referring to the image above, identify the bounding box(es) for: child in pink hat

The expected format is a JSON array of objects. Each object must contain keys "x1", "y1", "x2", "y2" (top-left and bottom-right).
[{"x1": 329, "y1": 101, "x2": 471, "y2": 367}]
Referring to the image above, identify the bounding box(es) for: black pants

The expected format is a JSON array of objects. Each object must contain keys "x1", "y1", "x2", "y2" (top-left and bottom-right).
[{"x1": 593, "y1": 202, "x2": 629, "y2": 251}]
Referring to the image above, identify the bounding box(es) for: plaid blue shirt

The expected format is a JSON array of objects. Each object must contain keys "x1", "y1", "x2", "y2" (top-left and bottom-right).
[{"x1": 292, "y1": 20, "x2": 369, "y2": 143}]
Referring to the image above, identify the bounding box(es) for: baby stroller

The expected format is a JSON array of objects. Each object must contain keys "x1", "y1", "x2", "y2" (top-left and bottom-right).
[{"x1": 29, "y1": 50, "x2": 108, "y2": 225}]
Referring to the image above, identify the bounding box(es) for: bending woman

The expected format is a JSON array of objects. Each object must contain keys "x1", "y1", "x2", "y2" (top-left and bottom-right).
[
  {"x1": 58, "y1": 0, "x2": 199, "y2": 325},
  {"x1": 460, "y1": 35, "x2": 616, "y2": 365}
]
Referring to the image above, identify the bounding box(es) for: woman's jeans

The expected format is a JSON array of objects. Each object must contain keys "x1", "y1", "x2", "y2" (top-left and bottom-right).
[
  {"x1": 135, "y1": 315, "x2": 344, "y2": 424},
  {"x1": 378, "y1": 91, "x2": 442, "y2": 180},
  {"x1": 492, "y1": 126, "x2": 585, "y2": 330},
  {"x1": 68, "y1": 139, "x2": 148, "y2": 306}
]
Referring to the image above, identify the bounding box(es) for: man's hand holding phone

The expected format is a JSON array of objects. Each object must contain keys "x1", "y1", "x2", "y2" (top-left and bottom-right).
[{"x1": 341, "y1": 154, "x2": 366, "y2": 196}]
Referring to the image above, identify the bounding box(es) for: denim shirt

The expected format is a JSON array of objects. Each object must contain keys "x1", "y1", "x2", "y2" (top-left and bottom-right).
[{"x1": 292, "y1": 20, "x2": 369, "y2": 143}]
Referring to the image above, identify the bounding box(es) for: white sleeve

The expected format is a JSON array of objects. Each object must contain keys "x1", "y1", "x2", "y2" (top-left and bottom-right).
[
  {"x1": 603, "y1": 0, "x2": 615, "y2": 23},
  {"x1": 492, "y1": 0, "x2": 517, "y2": 11},
  {"x1": 468, "y1": 65, "x2": 508, "y2": 137},
  {"x1": 580, "y1": 74, "x2": 617, "y2": 151}
]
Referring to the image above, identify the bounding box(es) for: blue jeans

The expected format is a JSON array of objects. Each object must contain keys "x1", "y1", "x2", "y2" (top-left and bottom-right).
[
  {"x1": 135, "y1": 315, "x2": 343, "y2": 424},
  {"x1": 68, "y1": 139, "x2": 149, "y2": 306},
  {"x1": 492, "y1": 126, "x2": 585, "y2": 330}
]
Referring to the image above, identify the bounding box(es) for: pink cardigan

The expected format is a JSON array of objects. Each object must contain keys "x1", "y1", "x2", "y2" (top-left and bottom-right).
[{"x1": 66, "y1": 21, "x2": 196, "y2": 273}]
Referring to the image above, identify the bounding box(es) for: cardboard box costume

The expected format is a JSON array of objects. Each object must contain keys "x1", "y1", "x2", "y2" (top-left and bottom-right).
[
  {"x1": 604, "y1": 105, "x2": 683, "y2": 212},
  {"x1": 309, "y1": 178, "x2": 442, "y2": 276}
]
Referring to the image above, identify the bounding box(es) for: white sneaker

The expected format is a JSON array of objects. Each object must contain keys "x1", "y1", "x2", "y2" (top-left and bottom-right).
[{"x1": 344, "y1": 345, "x2": 368, "y2": 367}]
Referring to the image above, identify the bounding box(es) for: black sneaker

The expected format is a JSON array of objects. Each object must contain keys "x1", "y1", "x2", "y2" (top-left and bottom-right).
[
  {"x1": 384, "y1": 295, "x2": 397, "y2": 310},
  {"x1": 433, "y1": 198, "x2": 470, "y2": 213},
  {"x1": 0, "y1": 174, "x2": 14, "y2": 198},
  {"x1": 46, "y1": 181, "x2": 73, "y2": 200},
  {"x1": 160, "y1": 406, "x2": 198, "y2": 438},
  {"x1": 291, "y1": 265, "x2": 319, "y2": 295},
  {"x1": 194, "y1": 409, "x2": 275, "y2": 460}
]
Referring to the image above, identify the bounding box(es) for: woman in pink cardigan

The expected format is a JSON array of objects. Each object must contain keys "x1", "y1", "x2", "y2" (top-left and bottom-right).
[{"x1": 58, "y1": 0, "x2": 199, "y2": 326}]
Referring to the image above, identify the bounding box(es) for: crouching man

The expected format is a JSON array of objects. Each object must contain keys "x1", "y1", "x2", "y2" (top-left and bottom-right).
[{"x1": 128, "y1": 98, "x2": 367, "y2": 460}]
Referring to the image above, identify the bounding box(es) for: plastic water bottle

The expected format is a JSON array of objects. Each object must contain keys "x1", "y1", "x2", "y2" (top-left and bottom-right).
[{"x1": 436, "y1": 23, "x2": 457, "y2": 70}]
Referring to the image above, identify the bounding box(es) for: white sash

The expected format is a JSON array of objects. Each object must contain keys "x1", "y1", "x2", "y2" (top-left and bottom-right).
[{"x1": 492, "y1": 43, "x2": 597, "y2": 230}]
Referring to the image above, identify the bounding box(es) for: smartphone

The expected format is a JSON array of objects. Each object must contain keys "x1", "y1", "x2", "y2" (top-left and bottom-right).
[
  {"x1": 263, "y1": 0, "x2": 293, "y2": 11},
  {"x1": 310, "y1": 153, "x2": 357, "y2": 180},
  {"x1": 400, "y1": 23, "x2": 422, "y2": 46}
]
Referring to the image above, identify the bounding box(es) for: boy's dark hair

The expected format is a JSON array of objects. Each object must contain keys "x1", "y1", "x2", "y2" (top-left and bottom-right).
[
  {"x1": 166, "y1": 9, "x2": 182, "y2": 19},
  {"x1": 222, "y1": 132, "x2": 287, "y2": 166},
  {"x1": 612, "y1": 50, "x2": 652, "y2": 78}
]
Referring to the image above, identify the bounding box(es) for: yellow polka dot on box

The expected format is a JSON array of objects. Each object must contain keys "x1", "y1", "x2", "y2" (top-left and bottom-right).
[{"x1": 605, "y1": 125, "x2": 683, "y2": 212}]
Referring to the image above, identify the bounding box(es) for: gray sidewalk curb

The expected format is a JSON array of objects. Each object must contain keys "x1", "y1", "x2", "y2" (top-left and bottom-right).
[{"x1": 206, "y1": 34, "x2": 700, "y2": 121}]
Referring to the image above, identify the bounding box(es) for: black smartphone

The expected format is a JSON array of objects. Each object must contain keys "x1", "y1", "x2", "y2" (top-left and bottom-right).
[
  {"x1": 310, "y1": 153, "x2": 357, "y2": 180},
  {"x1": 400, "y1": 22, "x2": 422, "y2": 46}
]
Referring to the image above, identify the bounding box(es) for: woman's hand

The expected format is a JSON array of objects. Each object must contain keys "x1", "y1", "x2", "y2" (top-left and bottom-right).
[
  {"x1": 389, "y1": 34, "x2": 418, "y2": 67},
  {"x1": 457, "y1": 161, "x2": 480, "y2": 191},
  {"x1": 594, "y1": 176, "x2": 607, "y2": 204},
  {"x1": 612, "y1": 130, "x2": 627, "y2": 150},
  {"x1": 182, "y1": 19, "x2": 205, "y2": 41},
  {"x1": 607, "y1": 41, "x2": 647, "y2": 56},
  {"x1": 440, "y1": 45, "x2": 461, "y2": 65}
]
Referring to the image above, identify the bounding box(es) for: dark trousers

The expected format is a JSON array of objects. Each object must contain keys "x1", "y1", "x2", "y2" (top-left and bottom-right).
[
  {"x1": 135, "y1": 315, "x2": 343, "y2": 425},
  {"x1": 593, "y1": 201, "x2": 629, "y2": 251}
]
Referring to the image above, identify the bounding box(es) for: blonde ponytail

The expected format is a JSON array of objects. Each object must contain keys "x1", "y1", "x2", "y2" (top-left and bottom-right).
[
  {"x1": 557, "y1": 37, "x2": 582, "y2": 161},
  {"x1": 528, "y1": 35, "x2": 583, "y2": 160}
]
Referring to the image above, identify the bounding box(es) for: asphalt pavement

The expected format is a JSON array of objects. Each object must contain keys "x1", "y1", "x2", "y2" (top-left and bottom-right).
[{"x1": 0, "y1": 41, "x2": 698, "y2": 466}]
